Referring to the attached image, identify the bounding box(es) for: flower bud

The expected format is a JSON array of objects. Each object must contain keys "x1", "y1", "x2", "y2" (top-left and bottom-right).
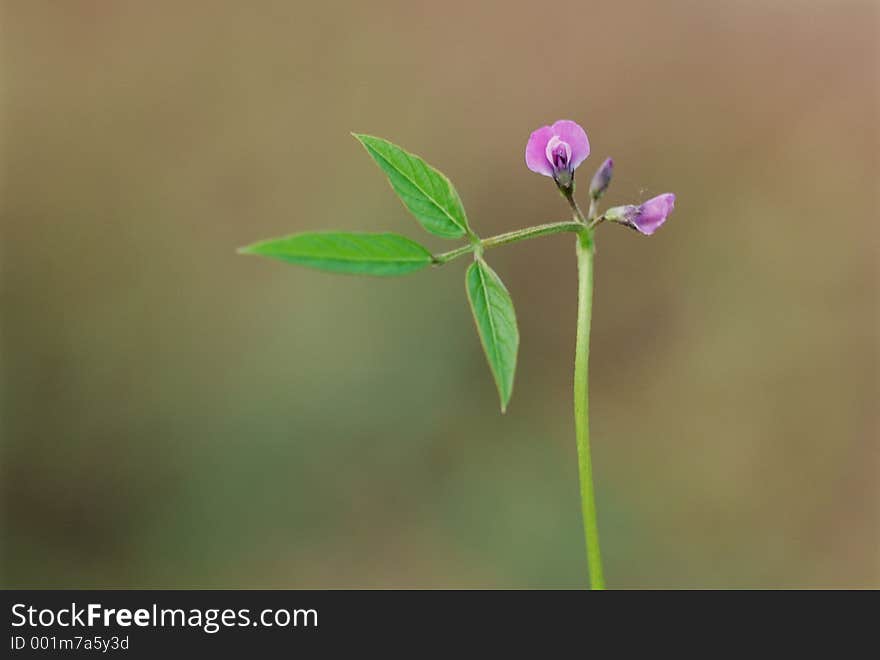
[{"x1": 588, "y1": 158, "x2": 614, "y2": 200}]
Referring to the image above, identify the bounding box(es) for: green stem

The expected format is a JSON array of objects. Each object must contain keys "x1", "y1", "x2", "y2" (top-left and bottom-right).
[
  {"x1": 587, "y1": 214, "x2": 605, "y2": 231},
  {"x1": 434, "y1": 183, "x2": 606, "y2": 587},
  {"x1": 586, "y1": 198, "x2": 598, "y2": 224},
  {"x1": 432, "y1": 221, "x2": 584, "y2": 265},
  {"x1": 574, "y1": 230, "x2": 605, "y2": 589},
  {"x1": 565, "y1": 188, "x2": 589, "y2": 224}
]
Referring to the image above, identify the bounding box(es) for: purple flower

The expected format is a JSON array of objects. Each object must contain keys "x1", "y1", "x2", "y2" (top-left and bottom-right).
[
  {"x1": 605, "y1": 193, "x2": 676, "y2": 235},
  {"x1": 589, "y1": 157, "x2": 614, "y2": 200},
  {"x1": 525, "y1": 120, "x2": 591, "y2": 189}
]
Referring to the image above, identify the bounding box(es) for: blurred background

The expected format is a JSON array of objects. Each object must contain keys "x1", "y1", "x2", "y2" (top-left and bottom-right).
[{"x1": 2, "y1": 1, "x2": 878, "y2": 588}]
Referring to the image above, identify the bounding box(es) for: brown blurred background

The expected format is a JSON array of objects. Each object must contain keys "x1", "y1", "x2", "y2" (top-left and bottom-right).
[{"x1": 2, "y1": 1, "x2": 878, "y2": 588}]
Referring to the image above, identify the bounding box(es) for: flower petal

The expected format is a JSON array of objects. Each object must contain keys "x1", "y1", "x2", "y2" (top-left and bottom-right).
[
  {"x1": 551, "y1": 120, "x2": 590, "y2": 169},
  {"x1": 644, "y1": 193, "x2": 676, "y2": 217},
  {"x1": 634, "y1": 193, "x2": 675, "y2": 235},
  {"x1": 525, "y1": 125, "x2": 555, "y2": 177},
  {"x1": 633, "y1": 214, "x2": 664, "y2": 235}
]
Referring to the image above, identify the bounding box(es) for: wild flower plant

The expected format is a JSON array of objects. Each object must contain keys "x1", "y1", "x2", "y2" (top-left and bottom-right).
[{"x1": 240, "y1": 120, "x2": 675, "y2": 589}]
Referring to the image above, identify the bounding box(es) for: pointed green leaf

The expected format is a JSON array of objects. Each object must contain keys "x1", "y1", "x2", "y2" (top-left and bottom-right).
[
  {"x1": 353, "y1": 133, "x2": 470, "y2": 239},
  {"x1": 239, "y1": 232, "x2": 434, "y2": 276},
  {"x1": 465, "y1": 258, "x2": 519, "y2": 412}
]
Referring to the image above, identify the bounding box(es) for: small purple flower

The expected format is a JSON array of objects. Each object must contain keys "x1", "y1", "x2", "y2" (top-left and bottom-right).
[
  {"x1": 525, "y1": 120, "x2": 591, "y2": 189},
  {"x1": 605, "y1": 193, "x2": 676, "y2": 235},
  {"x1": 589, "y1": 157, "x2": 614, "y2": 200}
]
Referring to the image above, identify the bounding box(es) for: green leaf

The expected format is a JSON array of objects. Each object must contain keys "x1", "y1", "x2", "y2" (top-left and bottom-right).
[
  {"x1": 353, "y1": 133, "x2": 470, "y2": 239},
  {"x1": 465, "y1": 258, "x2": 519, "y2": 412},
  {"x1": 239, "y1": 231, "x2": 434, "y2": 276}
]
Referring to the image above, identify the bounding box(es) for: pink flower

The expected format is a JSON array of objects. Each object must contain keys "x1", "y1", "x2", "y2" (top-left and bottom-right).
[
  {"x1": 525, "y1": 120, "x2": 591, "y2": 189},
  {"x1": 605, "y1": 193, "x2": 676, "y2": 235}
]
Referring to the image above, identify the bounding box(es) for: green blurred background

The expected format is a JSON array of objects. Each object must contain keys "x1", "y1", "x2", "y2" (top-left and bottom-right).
[{"x1": 2, "y1": 1, "x2": 878, "y2": 588}]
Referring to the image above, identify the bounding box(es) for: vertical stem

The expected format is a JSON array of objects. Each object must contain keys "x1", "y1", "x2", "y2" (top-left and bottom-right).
[{"x1": 574, "y1": 231, "x2": 605, "y2": 589}]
